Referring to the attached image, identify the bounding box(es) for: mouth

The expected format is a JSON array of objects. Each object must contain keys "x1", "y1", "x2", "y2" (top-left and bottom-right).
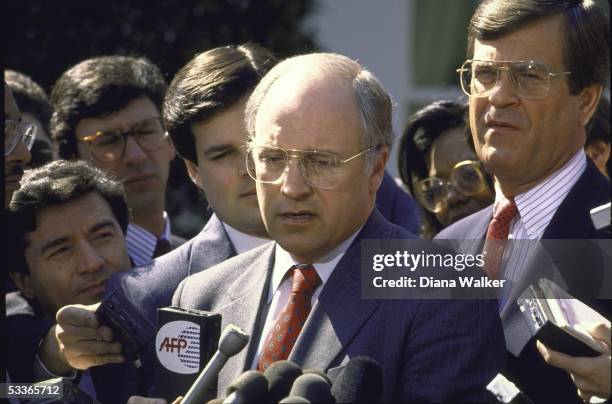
[
  {"x1": 484, "y1": 119, "x2": 520, "y2": 132},
  {"x1": 5, "y1": 175, "x2": 23, "y2": 184},
  {"x1": 78, "y1": 279, "x2": 109, "y2": 298},
  {"x1": 279, "y1": 210, "x2": 316, "y2": 223},
  {"x1": 239, "y1": 190, "x2": 258, "y2": 198},
  {"x1": 124, "y1": 173, "x2": 156, "y2": 184}
]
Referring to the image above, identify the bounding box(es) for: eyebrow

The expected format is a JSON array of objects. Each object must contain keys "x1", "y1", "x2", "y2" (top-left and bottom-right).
[
  {"x1": 39, "y1": 219, "x2": 118, "y2": 255},
  {"x1": 202, "y1": 144, "x2": 237, "y2": 157}
]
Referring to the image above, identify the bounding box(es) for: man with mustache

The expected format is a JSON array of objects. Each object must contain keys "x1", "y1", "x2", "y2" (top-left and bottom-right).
[
  {"x1": 4, "y1": 82, "x2": 33, "y2": 208},
  {"x1": 437, "y1": 0, "x2": 610, "y2": 402},
  {"x1": 6, "y1": 160, "x2": 138, "y2": 403},
  {"x1": 50, "y1": 56, "x2": 183, "y2": 266}
]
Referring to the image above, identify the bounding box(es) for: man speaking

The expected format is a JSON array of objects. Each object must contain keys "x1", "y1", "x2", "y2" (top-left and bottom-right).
[{"x1": 172, "y1": 52, "x2": 505, "y2": 402}]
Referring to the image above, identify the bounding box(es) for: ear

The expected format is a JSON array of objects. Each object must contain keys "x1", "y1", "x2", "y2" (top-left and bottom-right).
[
  {"x1": 10, "y1": 272, "x2": 35, "y2": 300},
  {"x1": 368, "y1": 147, "x2": 389, "y2": 194},
  {"x1": 163, "y1": 133, "x2": 177, "y2": 161},
  {"x1": 577, "y1": 85, "x2": 603, "y2": 127},
  {"x1": 585, "y1": 139, "x2": 610, "y2": 176},
  {"x1": 184, "y1": 159, "x2": 202, "y2": 189}
]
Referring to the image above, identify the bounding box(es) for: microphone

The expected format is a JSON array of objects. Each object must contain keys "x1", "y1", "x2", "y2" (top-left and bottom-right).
[
  {"x1": 285, "y1": 373, "x2": 333, "y2": 403},
  {"x1": 303, "y1": 368, "x2": 331, "y2": 385},
  {"x1": 182, "y1": 324, "x2": 250, "y2": 404},
  {"x1": 222, "y1": 370, "x2": 269, "y2": 404},
  {"x1": 330, "y1": 356, "x2": 383, "y2": 404},
  {"x1": 487, "y1": 373, "x2": 534, "y2": 404},
  {"x1": 263, "y1": 360, "x2": 303, "y2": 403},
  {"x1": 279, "y1": 396, "x2": 311, "y2": 403}
]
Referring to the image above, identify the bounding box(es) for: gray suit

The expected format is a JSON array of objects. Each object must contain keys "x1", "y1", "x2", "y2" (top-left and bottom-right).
[{"x1": 173, "y1": 209, "x2": 505, "y2": 402}]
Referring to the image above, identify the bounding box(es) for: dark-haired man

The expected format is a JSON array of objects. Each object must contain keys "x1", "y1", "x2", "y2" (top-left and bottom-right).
[
  {"x1": 437, "y1": 0, "x2": 610, "y2": 402},
  {"x1": 6, "y1": 160, "x2": 137, "y2": 403},
  {"x1": 4, "y1": 82, "x2": 33, "y2": 208},
  {"x1": 5, "y1": 69, "x2": 55, "y2": 166},
  {"x1": 50, "y1": 56, "x2": 183, "y2": 266}
]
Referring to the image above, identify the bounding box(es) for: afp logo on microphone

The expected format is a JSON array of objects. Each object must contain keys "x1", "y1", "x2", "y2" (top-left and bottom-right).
[{"x1": 156, "y1": 320, "x2": 200, "y2": 374}]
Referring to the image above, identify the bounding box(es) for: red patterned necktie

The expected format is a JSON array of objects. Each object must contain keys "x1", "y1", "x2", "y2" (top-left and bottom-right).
[
  {"x1": 482, "y1": 198, "x2": 518, "y2": 279},
  {"x1": 258, "y1": 264, "x2": 321, "y2": 371}
]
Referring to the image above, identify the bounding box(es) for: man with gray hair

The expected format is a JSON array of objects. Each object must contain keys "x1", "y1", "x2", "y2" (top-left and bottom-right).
[{"x1": 172, "y1": 52, "x2": 504, "y2": 402}]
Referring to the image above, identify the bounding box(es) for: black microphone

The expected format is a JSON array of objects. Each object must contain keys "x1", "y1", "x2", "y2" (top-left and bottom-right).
[
  {"x1": 330, "y1": 356, "x2": 383, "y2": 404},
  {"x1": 285, "y1": 373, "x2": 334, "y2": 403},
  {"x1": 182, "y1": 324, "x2": 250, "y2": 404},
  {"x1": 263, "y1": 360, "x2": 303, "y2": 403},
  {"x1": 303, "y1": 368, "x2": 331, "y2": 385},
  {"x1": 222, "y1": 370, "x2": 269, "y2": 404}
]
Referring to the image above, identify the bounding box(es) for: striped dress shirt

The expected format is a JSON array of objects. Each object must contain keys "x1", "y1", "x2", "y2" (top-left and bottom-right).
[
  {"x1": 499, "y1": 150, "x2": 587, "y2": 296},
  {"x1": 126, "y1": 212, "x2": 172, "y2": 267}
]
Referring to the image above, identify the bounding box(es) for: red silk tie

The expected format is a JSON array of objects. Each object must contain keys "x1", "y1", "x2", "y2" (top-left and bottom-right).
[
  {"x1": 258, "y1": 264, "x2": 321, "y2": 371},
  {"x1": 483, "y1": 198, "x2": 518, "y2": 279}
]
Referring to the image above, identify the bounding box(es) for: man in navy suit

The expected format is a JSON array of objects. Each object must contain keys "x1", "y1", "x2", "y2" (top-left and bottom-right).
[
  {"x1": 437, "y1": 0, "x2": 610, "y2": 402},
  {"x1": 172, "y1": 52, "x2": 505, "y2": 402}
]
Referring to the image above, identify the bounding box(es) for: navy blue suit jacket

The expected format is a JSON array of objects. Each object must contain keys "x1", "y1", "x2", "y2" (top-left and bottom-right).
[
  {"x1": 436, "y1": 159, "x2": 611, "y2": 404},
  {"x1": 173, "y1": 209, "x2": 505, "y2": 402}
]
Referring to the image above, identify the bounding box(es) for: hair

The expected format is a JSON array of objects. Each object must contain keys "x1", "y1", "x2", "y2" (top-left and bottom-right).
[
  {"x1": 163, "y1": 43, "x2": 277, "y2": 164},
  {"x1": 398, "y1": 100, "x2": 489, "y2": 239},
  {"x1": 50, "y1": 55, "x2": 167, "y2": 159},
  {"x1": 586, "y1": 95, "x2": 611, "y2": 174},
  {"x1": 467, "y1": 0, "x2": 609, "y2": 95},
  {"x1": 5, "y1": 70, "x2": 52, "y2": 134},
  {"x1": 8, "y1": 160, "x2": 129, "y2": 274},
  {"x1": 244, "y1": 52, "x2": 393, "y2": 171}
]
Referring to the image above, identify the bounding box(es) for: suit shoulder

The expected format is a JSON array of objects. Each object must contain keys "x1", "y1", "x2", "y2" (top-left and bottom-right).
[{"x1": 435, "y1": 206, "x2": 492, "y2": 239}]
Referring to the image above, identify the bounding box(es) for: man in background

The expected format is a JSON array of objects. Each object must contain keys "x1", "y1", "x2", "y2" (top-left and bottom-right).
[{"x1": 50, "y1": 56, "x2": 183, "y2": 266}]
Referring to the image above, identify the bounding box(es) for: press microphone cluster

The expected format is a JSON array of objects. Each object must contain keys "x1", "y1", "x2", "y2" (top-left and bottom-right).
[{"x1": 213, "y1": 356, "x2": 383, "y2": 404}]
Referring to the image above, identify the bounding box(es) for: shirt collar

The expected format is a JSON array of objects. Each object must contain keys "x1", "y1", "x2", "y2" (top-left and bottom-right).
[
  {"x1": 126, "y1": 212, "x2": 172, "y2": 266},
  {"x1": 222, "y1": 221, "x2": 271, "y2": 255},
  {"x1": 268, "y1": 226, "x2": 363, "y2": 303},
  {"x1": 495, "y1": 149, "x2": 586, "y2": 238}
]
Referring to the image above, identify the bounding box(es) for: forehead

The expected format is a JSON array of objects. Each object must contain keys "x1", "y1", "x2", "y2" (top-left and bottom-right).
[
  {"x1": 26, "y1": 192, "x2": 117, "y2": 246},
  {"x1": 254, "y1": 72, "x2": 363, "y2": 151},
  {"x1": 4, "y1": 85, "x2": 20, "y2": 121},
  {"x1": 473, "y1": 14, "x2": 566, "y2": 68},
  {"x1": 191, "y1": 100, "x2": 247, "y2": 150},
  {"x1": 74, "y1": 96, "x2": 160, "y2": 139},
  {"x1": 430, "y1": 127, "x2": 476, "y2": 175}
]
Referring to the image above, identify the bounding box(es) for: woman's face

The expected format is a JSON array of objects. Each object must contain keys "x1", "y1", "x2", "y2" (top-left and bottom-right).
[{"x1": 425, "y1": 127, "x2": 494, "y2": 226}]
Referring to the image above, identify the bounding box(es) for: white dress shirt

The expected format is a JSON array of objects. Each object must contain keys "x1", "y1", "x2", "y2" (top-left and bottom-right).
[
  {"x1": 497, "y1": 150, "x2": 587, "y2": 296},
  {"x1": 250, "y1": 227, "x2": 362, "y2": 369},
  {"x1": 223, "y1": 222, "x2": 272, "y2": 254}
]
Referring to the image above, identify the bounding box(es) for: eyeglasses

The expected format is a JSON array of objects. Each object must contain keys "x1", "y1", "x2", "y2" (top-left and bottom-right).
[
  {"x1": 246, "y1": 146, "x2": 374, "y2": 190},
  {"x1": 5, "y1": 119, "x2": 36, "y2": 157},
  {"x1": 415, "y1": 160, "x2": 487, "y2": 213},
  {"x1": 80, "y1": 117, "x2": 167, "y2": 162},
  {"x1": 457, "y1": 60, "x2": 571, "y2": 100}
]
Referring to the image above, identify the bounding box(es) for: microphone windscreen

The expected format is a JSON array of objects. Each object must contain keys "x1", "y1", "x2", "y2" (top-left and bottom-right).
[
  {"x1": 331, "y1": 356, "x2": 383, "y2": 404},
  {"x1": 225, "y1": 370, "x2": 269, "y2": 402},
  {"x1": 263, "y1": 360, "x2": 303, "y2": 403},
  {"x1": 218, "y1": 324, "x2": 250, "y2": 357},
  {"x1": 302, "y1": 368, "x2": 331, "y2": 385},
  {"x1": 279, "y1": 396, "x2": 311, "y2": 403},
  {"x1": 289, "y1": 373, "x2": 333, "y2": 403}
]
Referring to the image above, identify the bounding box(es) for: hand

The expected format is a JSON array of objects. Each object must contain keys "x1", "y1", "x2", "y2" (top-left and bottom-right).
[
  {"x1": 55, "y1": 303, "x2": 125, "y2": 370},
  {"x1": 537, "y1": 322, "x2": 611, "y2": 402},
  {"x1": 39, "y1": 325, "x2": 74, "y2": 375}
]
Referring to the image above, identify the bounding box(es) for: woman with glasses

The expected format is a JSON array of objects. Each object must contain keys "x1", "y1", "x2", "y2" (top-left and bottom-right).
[{"x1": 398, "y1": 100, "x2": 494, "y2": 239}]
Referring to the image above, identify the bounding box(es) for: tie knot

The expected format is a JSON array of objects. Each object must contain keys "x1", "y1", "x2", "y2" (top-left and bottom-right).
[
  {"x1": 493, "y1": 198, "x2": 518, "y2": 222},
  {"x1": 290, "y1": 264, "x2": 321, "y2": 295}
]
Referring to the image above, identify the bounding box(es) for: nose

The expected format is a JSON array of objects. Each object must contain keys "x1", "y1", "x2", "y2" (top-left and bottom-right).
[
  {"x1": 280, "y1": 157, "x2": 312, "y2": 200},
  {"x1": 7, "y1": 139, "x2": 32, "y2": 165},
  {"x1": 76, "y1": 240, "x2": 105, "y2": 274},
  {"x1": 123, "y1": 135, "x2": 147, "y2": 163},
  {"x1": 446, "y1": 183, "x2": 470, "y2": 207},
  {"x1": 488, "y1": 69, "x2": 520, "y2": 107}
]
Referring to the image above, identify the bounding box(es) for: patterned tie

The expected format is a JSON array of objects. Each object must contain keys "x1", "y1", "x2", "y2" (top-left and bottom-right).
[
  {"x1": 482, "y1": 198, "x2": 518, "y2": 279},
  {"x1": 153, "y1": 238, "x2": 172, "y2": 258},
  {"x1": 258, "y1": 264, "x2": 321, "y2": 371}
]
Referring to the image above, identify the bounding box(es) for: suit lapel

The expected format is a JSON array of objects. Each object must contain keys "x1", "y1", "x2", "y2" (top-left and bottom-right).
[
  {"x1": 289, "y1": 212, "x2": 383, "y2": 371},
  {"x1": 216, "y1": 243, "x2": 275, "y2": 391},
  {"x1": 188, "y1": 214, "x2": 235, "y2": 276}
]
